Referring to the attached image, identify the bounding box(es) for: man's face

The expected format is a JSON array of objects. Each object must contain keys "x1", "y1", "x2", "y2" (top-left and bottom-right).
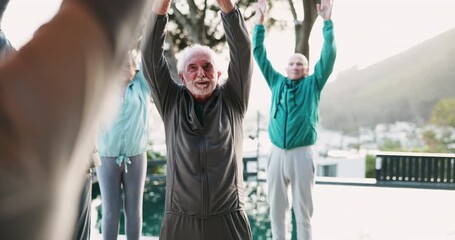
[
  {"x1": 286, "y1": 54, "x2": 309, "y2": 80},
  {"x1": 179, "y1": 51, "x2": 221, "y2": 102}
]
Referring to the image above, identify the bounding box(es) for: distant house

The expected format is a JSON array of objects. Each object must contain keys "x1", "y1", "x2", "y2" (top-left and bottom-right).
[{"x1": 316, "y1": 150, "x2": 366, "y2": 178}]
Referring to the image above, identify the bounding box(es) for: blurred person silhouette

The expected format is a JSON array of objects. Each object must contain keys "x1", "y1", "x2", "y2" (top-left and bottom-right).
[
  {"x1": 96, "y1": 52, "x2": 151, "y2": 240},
  {"x1": 0, "y1": 0, "x2": 153, "y2": 239},
  {"x1": 253, "y1": 0, "x2": 336, "y2": 239},
  {"x1": 141, "y1": 0, "x2": 253, "y2": 238}
]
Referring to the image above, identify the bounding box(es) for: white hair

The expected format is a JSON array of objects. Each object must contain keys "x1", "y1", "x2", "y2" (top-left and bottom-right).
[{"x1": 177, "y1": 44, "x2": 218, "y2": 73}]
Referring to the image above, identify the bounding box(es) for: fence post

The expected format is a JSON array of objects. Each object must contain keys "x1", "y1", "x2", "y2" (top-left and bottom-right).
[{"x1": 375, "y1": 156, "x2": 382, "y2": 181}]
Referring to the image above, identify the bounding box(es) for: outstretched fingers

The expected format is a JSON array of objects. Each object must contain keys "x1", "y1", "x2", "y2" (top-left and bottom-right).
[
  {"x1": 257, "y1": 0, "x2": 266, "y2": 14},
  {"x1": 317, "y1": 0, "x2": 333, "y2": 20}
]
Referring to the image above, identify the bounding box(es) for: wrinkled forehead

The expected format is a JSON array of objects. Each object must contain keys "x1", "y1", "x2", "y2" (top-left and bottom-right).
[{"x1": 288, "y1": 53, "x2": 308, "y2": 65}]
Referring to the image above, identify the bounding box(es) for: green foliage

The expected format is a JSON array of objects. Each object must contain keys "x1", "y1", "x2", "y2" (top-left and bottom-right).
[
  {"x1": 422, "y1": 130, "x2": 454, "y2": 153},
  {"x1": 429, "y1": 97, "x2": 455, "y2": 127},
  {"x1": 147, "y1": 149, "x2": 165, "y2": 160},
  {"x1": 167, "y1": 0, "x2": 259, "y2": 53},
  {"x1": 380, "y1": 139, "x2": 402, "y2": 151},
  {"x1": 147, "y1": 149, "x2": 166, "y2": 174},
  {"x1": 365, "y1": 154, "x2": 376, "y2": 178}
]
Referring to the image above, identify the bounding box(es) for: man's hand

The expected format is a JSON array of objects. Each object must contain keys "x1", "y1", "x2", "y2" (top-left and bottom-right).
[
  {"x1": 216, "y1": 0, "x2": 235, "y2": 14},
  {"x1": 317, "y1": 0, "x2": 333, "y2": 21},
  {"x1": 153, "y1": 0, "x2": 171, "y2": 15},
  {"x1": 255, "y1": 0, "x2": 266, "y2": 25}
]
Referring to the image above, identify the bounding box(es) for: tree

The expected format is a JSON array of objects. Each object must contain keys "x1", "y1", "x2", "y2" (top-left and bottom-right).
[
  {"x1": 429, "y1": 97, "x2": 455, "y2": 127},
  {"x1": 143, "y1": 0, "x2": 320, "y2": 79},
  {"x1": 422, "y1": 130, "x2": 453, "y2": 153},
  {"x1": 380, "y1": 139, "x2": 402, "y2": 151},
  {"x1": 161, "y1": 0, "x2": 258, "y2": 81},
  {"x1": 288, "y1": 0, "x2": 318, "y2": 61},
  {"x1": 425, "y1": 98, "x2": 455, "y2": 153}
]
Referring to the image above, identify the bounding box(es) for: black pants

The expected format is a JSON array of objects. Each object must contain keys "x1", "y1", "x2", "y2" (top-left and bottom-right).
[
  {"x1": 159, "y1": 210, "x2": 252, "y2": 240},
  {"x1": 74, "y1": 171, "x2": 92, "y2": 240}
]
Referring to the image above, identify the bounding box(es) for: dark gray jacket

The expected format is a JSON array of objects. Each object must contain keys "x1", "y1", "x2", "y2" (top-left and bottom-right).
[{"x1": 141, "y1": 8, "x2": 252, "y2": 218}]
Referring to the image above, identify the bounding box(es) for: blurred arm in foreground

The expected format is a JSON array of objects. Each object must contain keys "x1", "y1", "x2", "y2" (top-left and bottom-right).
[{"x1": 0, "y1": 0, "x2": 153, "y2": 239}]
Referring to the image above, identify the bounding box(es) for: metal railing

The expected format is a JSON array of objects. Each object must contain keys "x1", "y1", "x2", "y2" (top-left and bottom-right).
[
  {"x1": 375, "y1": 151, "x2": 455, "y2": 190},
  {"x1": 146, "y1": 152, "x2": 455, "y2": 190}
]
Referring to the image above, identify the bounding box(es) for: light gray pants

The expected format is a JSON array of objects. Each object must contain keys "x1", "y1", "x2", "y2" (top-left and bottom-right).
[
  {"x1": 267, "y1": 145, "x2": 315, "y2": 240},
  {"x1": 96, "y1": 153, "x2": 147, "y2": 240}
]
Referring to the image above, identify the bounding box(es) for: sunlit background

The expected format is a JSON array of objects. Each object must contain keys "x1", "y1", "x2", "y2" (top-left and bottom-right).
[{"x1": 3, "y1": 0, "x2": 455, "y2": 239}]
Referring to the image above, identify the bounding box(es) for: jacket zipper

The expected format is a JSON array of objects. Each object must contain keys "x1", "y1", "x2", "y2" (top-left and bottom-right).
[
  {"x1": 283, "y1": 89, "x2": 288, "y2": 149},
  {"x1": 200, "y1": 127, "x2": 209, "y2": 217}
]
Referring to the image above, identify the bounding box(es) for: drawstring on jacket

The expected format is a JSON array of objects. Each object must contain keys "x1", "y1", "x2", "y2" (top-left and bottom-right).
[
  {"x1": 273, "y1": 81, "x2": 298, "y2": 118},
  {"x1": 273, "y1": 83, "x2": 285, "y2": 119}
]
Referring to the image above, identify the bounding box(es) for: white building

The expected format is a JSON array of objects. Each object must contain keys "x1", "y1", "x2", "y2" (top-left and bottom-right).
[{"x1": 316, "y1": 150, "x2": 366, "y2": 178}]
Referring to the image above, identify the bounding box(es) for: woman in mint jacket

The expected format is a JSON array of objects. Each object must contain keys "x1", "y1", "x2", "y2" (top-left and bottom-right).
[
  {"x1": 252, "y1": 0, "x2": 336, "y2": 239},
  {"x1": 96, "y1": 54, "x2": 151, "y2": 240}
]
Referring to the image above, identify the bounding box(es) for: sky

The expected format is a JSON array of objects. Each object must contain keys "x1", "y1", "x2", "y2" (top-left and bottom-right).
[
  {"x1": 2, "y1": 0, "x2": 455, "y2": 115},
  {"x1": 3, "y1": 0, "x2": 455, "y2": 69}
]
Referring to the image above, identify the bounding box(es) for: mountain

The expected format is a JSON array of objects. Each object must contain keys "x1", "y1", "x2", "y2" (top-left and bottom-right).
[{"x1": 319, "y1": 28, "x2": 455, "y2": 133}]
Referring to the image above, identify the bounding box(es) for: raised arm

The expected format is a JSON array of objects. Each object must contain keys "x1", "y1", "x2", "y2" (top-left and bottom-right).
[
  {"x1": 141, "y1": 0, "x2": 178, "y2": 118},
  {"x1": 221, "y1": 3, "x2": 253, "y2": 114},
  {"x1": 0, "y1": 0, "x2": 151, "y2": 238},
  {"x1": 313, "y1": 0, "x2": 336, "y2": 90},
  {"x1": 252, "y1": 0, "x2": 282, "y2": 88}
]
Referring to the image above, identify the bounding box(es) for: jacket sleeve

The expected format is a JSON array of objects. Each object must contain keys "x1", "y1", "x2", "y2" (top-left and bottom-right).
[
  {"x1": 312, "y1": 20, "x2": 337, "y2": 91},
  {"x1": 140, "y1": 13, "x2": 179, "y2": 118},
  {"x1": 221, "y1": 7, "x2": 252, "y2": 115},
  {"x1": 252, "y1": 24, "x2": 281, "y2": 88}
]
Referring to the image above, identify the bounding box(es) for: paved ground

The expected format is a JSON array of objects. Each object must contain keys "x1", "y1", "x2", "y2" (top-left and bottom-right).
[
  {"x1": 91, "y1": 182, "x2": 455, "y2": 240},
  {"x1": 311, "y1": 184, "x2": 455, "y2": 240}
]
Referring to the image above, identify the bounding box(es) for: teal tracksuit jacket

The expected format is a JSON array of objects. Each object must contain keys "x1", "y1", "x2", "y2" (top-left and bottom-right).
[{"x1": 252, "y1": 20, "x2": 336, "y2": 149}]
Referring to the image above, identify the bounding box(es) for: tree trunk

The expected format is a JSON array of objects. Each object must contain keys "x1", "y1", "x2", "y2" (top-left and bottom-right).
[{"x1": 294, "y1": 0, "x2": 318, "y2": 63}]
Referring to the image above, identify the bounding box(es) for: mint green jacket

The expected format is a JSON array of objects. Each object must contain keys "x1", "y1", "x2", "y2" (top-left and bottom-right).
[
  {"x1": 97, "y1": 69, "x2": 151, "y2": 166},
  {"x1": 253, "y1": 20, "x2": 336, "y2": 149}
]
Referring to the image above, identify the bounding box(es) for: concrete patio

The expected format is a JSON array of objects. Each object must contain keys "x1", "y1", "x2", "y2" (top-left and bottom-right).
[{"x1": 90, "y1": 178, "x2": 455, "y2": 240}]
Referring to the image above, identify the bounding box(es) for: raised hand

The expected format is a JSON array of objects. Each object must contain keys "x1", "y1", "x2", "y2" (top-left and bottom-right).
[
  {"x1": 152, "y1": 0, "x2": 171, "y2": 15},
  {"x1": 317, "y1": 0, "x2": 333, "y2": 21},
  {"x1": 216, "y1": 0, "x2": 235, "y2": 14},
  {"x1": 255, "y1": 0, "x2": 266, "y2": 24}
]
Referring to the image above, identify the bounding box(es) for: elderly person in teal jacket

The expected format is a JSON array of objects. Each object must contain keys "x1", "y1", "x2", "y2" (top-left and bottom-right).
[
  {"x1": 253, "y1": 0, "x2": 336, "y2": 239},
  {"x1": 96, "y1": 54, "x2": 151, "y2": 240}
]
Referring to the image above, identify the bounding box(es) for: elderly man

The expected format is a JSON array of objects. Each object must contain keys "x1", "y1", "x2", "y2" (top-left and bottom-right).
[
  {"x1": 253, "y1": 0, "x2": 336, "y2": 239},
  {"x1": 0, "y1": 0, "x2": 152, "y2": 239},
  {"x1": 141, "y1": 0, "x2": 253, "y2": 239}
]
